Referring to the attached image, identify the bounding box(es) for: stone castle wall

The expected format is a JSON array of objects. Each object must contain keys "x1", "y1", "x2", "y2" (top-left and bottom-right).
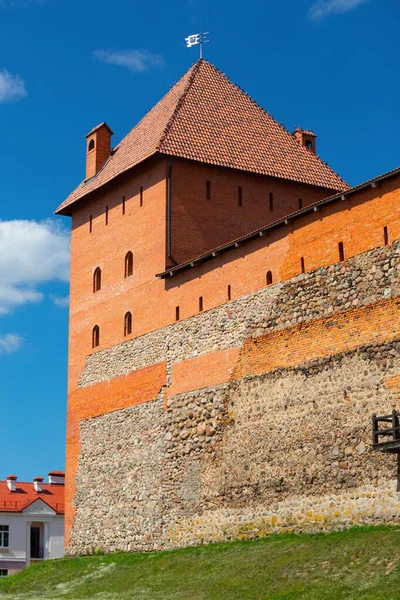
[{"x1": 68, "y1": 240, "x2": 400, "y2": 554}]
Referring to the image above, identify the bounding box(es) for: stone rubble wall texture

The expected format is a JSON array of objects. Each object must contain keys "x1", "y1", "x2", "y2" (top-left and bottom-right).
[{"x1": 68, "y1": 240, "x2": 400, "y2": 554}]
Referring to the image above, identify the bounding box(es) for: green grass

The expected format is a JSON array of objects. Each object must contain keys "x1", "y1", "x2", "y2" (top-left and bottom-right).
[{"x1": 1, "y1": 526, "x2": 400, "y2": 599}]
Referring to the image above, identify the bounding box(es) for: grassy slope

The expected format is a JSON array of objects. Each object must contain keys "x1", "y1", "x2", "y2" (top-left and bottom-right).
[{"x1": 0, "y1": 526, "x2": 400, "y2": 599}]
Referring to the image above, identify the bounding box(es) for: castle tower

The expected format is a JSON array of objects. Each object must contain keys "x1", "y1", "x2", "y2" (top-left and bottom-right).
[{"x1": 57, "y1": 60, "x2": 400, "y2": 554}]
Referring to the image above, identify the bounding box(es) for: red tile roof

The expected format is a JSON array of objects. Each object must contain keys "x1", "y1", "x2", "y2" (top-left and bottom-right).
[
  {"x1": 0, "y1": 481, "x2": 64, "y2": 514},
  {"x1": 56, "y1": 60, "x2": 348, "y2": 215}
]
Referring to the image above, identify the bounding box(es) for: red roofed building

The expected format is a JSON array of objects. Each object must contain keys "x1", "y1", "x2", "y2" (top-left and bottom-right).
[{"x1": 0, "y1": 473, "x2": 65, "y2": 575}]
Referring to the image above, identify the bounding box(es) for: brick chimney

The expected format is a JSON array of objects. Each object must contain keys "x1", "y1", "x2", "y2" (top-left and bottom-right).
[
  {"x1": 85, "y1": 122, "x2": 113, "y2": 181},
  {"x1": 33, "y1": 476, "x2": 44, "y2": 492},
  {"x1": 6, "y1": 475, "x2": 17, "y2": 492},
  {"x1": 294, "y1": 128, "x2": 317, "y2": 154},
  {"x1": 48, "y1": 471, "x2": 65, "y2": 485}
]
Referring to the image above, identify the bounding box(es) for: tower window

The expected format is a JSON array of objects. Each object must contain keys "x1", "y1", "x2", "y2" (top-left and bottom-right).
[
  {"x1": 93, "y1": 267, "x2": 101, "y2": 293},
  {"x1": 206, "y1": 180, "x2": 211, "y2": 200},
  {"x1": 301, "y1": 257, "x2": 305, "y2": 273},
  {"x1": 124, "y1": 312, "x2": 132, "y2": 336},
  {"x1": 305, "y1": 139, "x2": 313, "y2": 150},
  {"x1": 384, "y1": 226, "x2": 388, "y2": 246},
  {"x1": 298, "y1": 198, "x2": 303, "y2": 209},
  {"x1": 89, "y1": 215, "x2": 93, "y2": 233},
  {"x1": 88, "y1": 139, "x2": 95, "y2": 152},
  {"x1": 269, "y1": 192, "x2": 273, "y2": 211},
  {"x1": 238, "y1": 186, "x2": 242, "y2": 207},
  {"x1": 175, "y1": 306, "x2": 180, "y2": 321},
  {"x1": 122, "y1": 196, "x2": 126, "y2": 215},
  {"x1": 338, "y1": 241, "x2": 344, "y2": 262},
  {"x1": 125, "y1": 252, "x2": 133, "y2": 278},
  {"x1": 199, "y1": 296, "x2": 203, "y2": 312},
  {"x1": 92, "y1": 325, "x2": 100, "y2": 349},
  {"x1": 266, "y1": 271, "x2": 273, "y2": 285},
  {"x1": 105, "y1": 206, "x2": 109, "y2": 225},
  {"x1": 140, "y1": 186, "x2": 143, "y2": 207}
]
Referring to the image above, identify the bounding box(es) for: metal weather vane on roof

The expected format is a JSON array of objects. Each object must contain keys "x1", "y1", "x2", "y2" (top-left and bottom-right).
[{"x1": 185, "y1": 31, "x2": 209, "y2": 59}]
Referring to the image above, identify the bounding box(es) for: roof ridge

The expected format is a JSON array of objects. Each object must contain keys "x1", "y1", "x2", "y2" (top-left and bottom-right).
[{"x1": 157, "y1": 59, "x2": 203, "y2": 152}]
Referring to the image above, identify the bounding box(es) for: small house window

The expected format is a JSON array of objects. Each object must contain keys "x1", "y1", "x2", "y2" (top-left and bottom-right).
[
  {"x1": 93, "y1": 267, "x2": 101, "y2": 293},
  {"x1": 298, "y1": 198, "x2": 303, "y2": 209},
  {"x1": 238, "y1": 186, "x2": 242, "y2": 207},
  {"x1": 0, "y1": 570, "x2": 8, "y2": 577},
  {"x1": 0, "y1": 526, "x2": 9, "y2": 548},
  {"x1": 124, "y1": 312, "x2": 132, "y2": 336},
  {"x1": 88, "y1": 139, "x2": 95, "y2": 152},
  {"x1": 266, "y1": 271, "x2": 273, "y2": 285},
  {"x1": 125, "y1": 252, "x2": 133, "y2": 278},
  {"x1": 338, "y1": 241, "x2": 344, "y2": 262},
  {"x1": 92, "y1": 325, "x2": 100, "y2": 349},
  {"x1": 269, "y1": 192, "x2": 273, "y2": 211},
  {"x1": 206, "y1": 181, "x2": 211, "y2": 200}
]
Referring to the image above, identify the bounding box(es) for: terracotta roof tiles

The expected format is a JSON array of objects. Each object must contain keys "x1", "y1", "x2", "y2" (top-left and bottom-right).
[{"x1": 56, "y1": 60, "x2": 348, "y2": 215}]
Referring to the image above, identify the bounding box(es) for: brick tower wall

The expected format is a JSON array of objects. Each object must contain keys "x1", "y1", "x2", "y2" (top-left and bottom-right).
[{"x1": 64, "y1": 172, "x2": 400, "y2": 553}]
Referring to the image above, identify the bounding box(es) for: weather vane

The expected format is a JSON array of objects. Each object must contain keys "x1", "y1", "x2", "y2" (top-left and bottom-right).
[{"x1": 185, "y1": 31, "x2": 210, "y2": 59}]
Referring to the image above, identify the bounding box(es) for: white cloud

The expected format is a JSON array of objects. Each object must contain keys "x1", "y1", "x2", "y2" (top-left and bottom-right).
[
  {"x1": 0, "y1": 69, "x2": 27, "y2": 103},
  {"x1": 0, "y1": 333, "x2": 23, "y2": 355},
  {"x1": 93, "y1": 49, "x2": 164, "y2": 73},
  {"x1": 308, "y1": 0, "x2": 368, "y2": 20},
  {"x1": 0, "y1": 219, "x2": 69, "y2": 314},
  {"x1": 52, "y1": 295, "x2": 69, "y2": 308}
]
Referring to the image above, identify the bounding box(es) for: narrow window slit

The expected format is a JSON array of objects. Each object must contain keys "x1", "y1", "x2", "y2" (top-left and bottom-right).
[
  {"x1": 266, "y1": 271, "x2": 273, "y2": 285},
  {"x1": 122, "y1": 196, "x2": 125, "y2": 215},
  {"x1": 206, "y1": 181, "x2": 211, "y2": 200},
  {"x1": 199, "y1": 296, "x2": 203, "y2": 312},
  {"x1": 301, "y1": 257, "x2": 305, "y2": 273},
  {"x1": 175, "y1": 306, "x2": 180, "y2": 321},
  {"x1": 89, "y1": 215, "x2": 93, "y2": 233},
  {"x1": 105, "y1": 206, "x2": 109, "y2": 225},
  {"x1": 338, "y1": 241, "x2": 344, "y2": 262},
  {"x1": 124, "y1": 312, "x2": 132, "y2": 336},
  {"x1": 384, "y1": 226, "x2": 388, "y2": 246},
  {"x1": 269, "y1": 192, "x2": 273, "y2": 211},
  {"x1": 92, "y1": 325, "x2": 100, "y2": 349},
  {"x1": 228, "y1": 285, "x2": 231, "y2": 301},
  {"x1": 238, "y1": 186, "x2": 242, "y2": 207},
  {"x1": 140, "y1": 186, "x2": 143, "y2": 207}
]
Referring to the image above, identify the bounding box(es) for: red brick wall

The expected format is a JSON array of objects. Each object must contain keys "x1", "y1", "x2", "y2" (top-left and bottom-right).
[
  {"x1": 170, "y1": 159, "x2": 334, "y2": 264},
  {"x1": 68, "y1": 166, "x2": 400, "y2": 395}
]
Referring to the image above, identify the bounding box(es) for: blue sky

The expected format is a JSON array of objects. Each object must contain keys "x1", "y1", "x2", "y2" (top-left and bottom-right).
[{"x1": 0, "y1": 0, "x2": 398, "y2": 482}]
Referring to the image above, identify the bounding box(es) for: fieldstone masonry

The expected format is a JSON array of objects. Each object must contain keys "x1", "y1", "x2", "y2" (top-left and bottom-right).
[{"x1": 69, "y1": 241, "x2": 400, "y2": 554}]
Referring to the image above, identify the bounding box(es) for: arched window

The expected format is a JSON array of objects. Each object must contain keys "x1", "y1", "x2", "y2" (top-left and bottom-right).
[
  {"x1": 124, "y1": 312, "x2": 132, "y2": 336},
  {"x1": 93, "y1": 267, "x2": 101, "y2": 293},
  {"x1": 305, "y1": 139, "x2": 313, "y2": 150},
  {"x1": 92, "y1": 325, "x2": 100, "y2": 349},
  {"x1": 266, "y1": 271, "x2": 273, "y2": 285},
  {"x1": 125, "y1": 252, "x2": 133, "y2": 278},
  {"x1": 88, "y1": 139, "x2": 95, "y2": 151}
]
